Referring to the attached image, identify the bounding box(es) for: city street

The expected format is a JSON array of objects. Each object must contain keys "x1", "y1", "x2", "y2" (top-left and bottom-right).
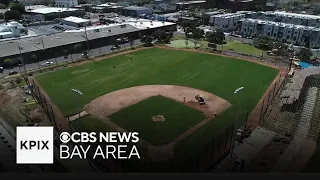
[{"x1": 1, "y1": 39, "x2": 143, "y2": 77}]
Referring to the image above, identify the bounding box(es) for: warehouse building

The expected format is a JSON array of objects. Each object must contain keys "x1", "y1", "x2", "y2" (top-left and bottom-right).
[
  {"x1": 0, "y1": 21, "x2": 28, "y2": 39},
  {"x1": 121, "y1": 6, "x2": 153, "y2": 17},
  {"x1": 0, "y1": 19, "x2": 176, "y2": 64},
  {"x1": 25, "y1": 7, "x2": 85, "y2": 21},
  {"x1": 61, "y1": 16, "x2": 91, "y2": 27}
]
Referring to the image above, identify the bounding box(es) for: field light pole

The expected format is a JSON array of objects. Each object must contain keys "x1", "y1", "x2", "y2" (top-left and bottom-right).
[{"x1": 72, "y1": 89, "x2": 83, "y2": 119}]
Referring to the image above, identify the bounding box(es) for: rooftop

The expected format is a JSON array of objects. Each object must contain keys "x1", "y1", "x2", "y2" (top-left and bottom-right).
[
  {"x1": 123, "y1": 6, "x2": 151, "y2": 11},
  {"x1": 241, "y1": 18, "x2": 320, "y2": 31},
  {"x1": 176, "y1": 1, "x2": 206, "y2": 5},
  {"x1": 0, "y1": 19, "x2": 175, "y2": 57},
  {"x1": 273, "y1": 11, "x2": 320, "y2": 20},
  {"x1": 63, "y1": 16, "x2": 91, "y2": 23},
  {"x1": 30, "y1": 7, "x2": 79, "y2": 14},
  {"x1": 97, "y1": 3, "x2": 113, "y2": 7},
  {"x1": 25, "y1": 5, "x2": 47, "y2": 11}
]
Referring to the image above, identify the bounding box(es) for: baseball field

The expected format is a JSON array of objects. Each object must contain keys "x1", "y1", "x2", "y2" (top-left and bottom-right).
[{"x1": 35, "y1": 47, "x2": 279, "y2": 162}]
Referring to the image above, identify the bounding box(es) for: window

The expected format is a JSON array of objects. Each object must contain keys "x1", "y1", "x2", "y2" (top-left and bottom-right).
[{"x1": 293, "y1": 37, "x2": 296, "y2": 41}]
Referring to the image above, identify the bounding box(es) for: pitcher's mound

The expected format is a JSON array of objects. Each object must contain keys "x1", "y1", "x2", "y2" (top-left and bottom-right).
[{"x1": 152, "y1": 115, "x2": 166, "y2": 122}]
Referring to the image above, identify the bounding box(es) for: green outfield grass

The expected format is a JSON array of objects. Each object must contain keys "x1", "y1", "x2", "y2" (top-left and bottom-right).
[
  {"x1": 109, "y1": 95, "x2": 205, "y2": 145},
  {"x1": 217, "y1": 41, "x2": 263, "y2": 56},
  {"x1": 36, "y1": 47, "x2": 279, "y2": 157}
]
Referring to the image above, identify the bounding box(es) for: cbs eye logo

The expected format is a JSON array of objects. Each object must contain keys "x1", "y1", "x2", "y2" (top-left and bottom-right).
[
  {"x1": 59, "y1": 132, "x2": 97, "y2": 143},
  {"x1": 59, "y1": 132, "x2": 71, "y2": 143}
]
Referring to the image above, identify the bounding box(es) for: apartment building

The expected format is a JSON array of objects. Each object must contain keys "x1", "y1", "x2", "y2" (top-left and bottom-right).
[
  {"x1": 210, "y1": 12, "x2": 248, "y2": 32},
  {"x1": 239, "y1": 18, "x2": 320, "y2": 48}
]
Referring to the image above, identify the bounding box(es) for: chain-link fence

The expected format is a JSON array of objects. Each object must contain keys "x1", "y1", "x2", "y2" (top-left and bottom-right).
[{"x1": 87, "y1": 124, "x2": 235, "y2": 172}]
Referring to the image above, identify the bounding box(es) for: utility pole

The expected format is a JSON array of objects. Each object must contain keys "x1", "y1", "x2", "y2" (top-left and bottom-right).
[
  {"x1": 18, "y1": 43, "x2": 27, "y2": 74},
  {"x1": 39, "y1": 37, "x2": 46, "y2": 70},
  {"x1": 84, "y1": 25, "x2": 90, "y2": 59}
]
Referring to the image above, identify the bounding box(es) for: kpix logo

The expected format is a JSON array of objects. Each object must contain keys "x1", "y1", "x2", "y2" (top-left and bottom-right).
[
  {"x1": 16, "y1": 127, "x2": 54, "y2": 164},
  {"x1": 20, "y1": 140, "x2": 50, "y2": 150}
]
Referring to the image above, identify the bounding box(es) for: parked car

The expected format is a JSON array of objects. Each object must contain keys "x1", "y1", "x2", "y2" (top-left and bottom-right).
[
  {"x1": 122, "y1": 37, "x2": 129, "y2": 43},
  {"x1": 82, "y1": 52, "x2": 89, "y2": 58},
  {"x1": 41, "y1": 61, "x2": 54, "y2": 66},
  {"x1": 9, "y1": 71, "x2": 18, "y2": 75},
  {"x1": 111, "y1": 45, "x2": 121, "y2": 50}
]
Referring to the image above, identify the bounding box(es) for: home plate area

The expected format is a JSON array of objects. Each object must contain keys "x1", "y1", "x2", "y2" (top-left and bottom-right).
[{"x1": 83, "y1": 85, "x2": 232, "y2": 162}]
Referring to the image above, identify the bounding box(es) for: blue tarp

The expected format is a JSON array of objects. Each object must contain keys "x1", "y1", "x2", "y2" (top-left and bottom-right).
[{"x1": 299, "y1": 61, "x2": 313, "y2": 68}]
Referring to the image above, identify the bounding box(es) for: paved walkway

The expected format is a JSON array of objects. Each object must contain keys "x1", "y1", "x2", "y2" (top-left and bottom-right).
[{"x1": 68, "y1": 111, "x2": 89, "y2": 121}]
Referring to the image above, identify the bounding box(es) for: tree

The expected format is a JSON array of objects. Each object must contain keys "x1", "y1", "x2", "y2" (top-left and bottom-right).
[
  {"x1": 0, "y1": 0, "x2": 10, "y2": 6},
  {"x1": 4, "y1": 58, "x2": 12, "y2": 65},
  {"x1": 74, "y1": 44, "x2": 83, "y2": 53},
  {"x1": 194, "y1": 41, "x2": 199, "y2": 48},
  {"x1": 140, "y1": 35, "x2": 153, "y2": 47},
  {"x1": 9, "y1": 2, "x2": 25, "y2": 14},
  {"x1": 272, "y1": 42, "x2": 289, "y2": 57},
  {"x1": 313, "y1": 6, "x2": 320, "y2": 15},
  {"x1": 30, "y1": 54, "x2": 41, "y2": 70},
  {"x1": 252, "y1": 5, "x2": 264, "y2": 12},
  {"x1": 192, "y1": 28, "x2": 204, "y2": 40},
  {"x1": 4, "y1": 10, "x2": 21, "y2": 20},
  {"x1": 0, "y1": 3, "x2": 6, "y2": 9},
  {"x1": 30, "y1": 54, "x2": 38, "y2": 63},
  {"x1": 152, "y1": 29, "x2": 167, "y2": 42},
  {"x1": 206, "y1": 29, "x2": 225, "y2": 45},
  {"x1": 253, "y1": 37, "x2": 272, "y2": 51},
  {"x1": 296, "y1": 48, "x2": 313, "y2": 61},
  {"x1": 181, "y1": 20, "x2": 195, "y2": 37},
  {"x1": 129, "y1": 38, "x2": 134, "y2": 49}
]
